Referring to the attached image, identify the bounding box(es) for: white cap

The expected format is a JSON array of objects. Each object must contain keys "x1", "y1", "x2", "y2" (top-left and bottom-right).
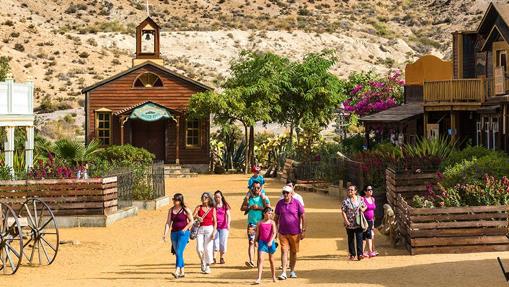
[{"x1": 282, "y1": 185, "x2": 293, "y2": 193}]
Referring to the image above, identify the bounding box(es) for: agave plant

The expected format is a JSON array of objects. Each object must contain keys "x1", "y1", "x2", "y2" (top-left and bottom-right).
[{"x1": 403, "y1": 136, "x2": 457, "y2": 160}]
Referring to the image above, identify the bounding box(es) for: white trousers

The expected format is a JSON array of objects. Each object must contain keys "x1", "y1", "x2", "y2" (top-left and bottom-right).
[
  {"x1": 196, "y1": 226, "x2": 214, "y2": 265},
  {"x1": 214, "y1": 229, "x2": 229, "y2": 253}
]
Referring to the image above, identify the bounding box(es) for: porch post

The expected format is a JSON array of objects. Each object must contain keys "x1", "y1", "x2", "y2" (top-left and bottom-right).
[
  {"x1": 450, "y1": 111, "x2": 457, "y2": 141},
  {"x1": 5, "y1": 126, "x2": 15, "y2": 177},
  {"x1": 120, "y1": 115, "x2": 129, "y2": 145},
  {"x1": 175, "y1": 115, "x2": 180, "y2": 165},
  {"x1": 25, "y1": 126, "x2": 34, "y2": 171},
  {"x1": 423, "y1": 111, "x2": 428, "y2": 138}
]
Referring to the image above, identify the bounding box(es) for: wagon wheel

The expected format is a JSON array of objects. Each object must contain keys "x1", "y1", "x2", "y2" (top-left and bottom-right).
[
  {"x1": 18, "y1": 199, "x2": 59, "y2": 266},
  {"x1": 0, "y1": 202, "x2": 23, "y2": 275}
]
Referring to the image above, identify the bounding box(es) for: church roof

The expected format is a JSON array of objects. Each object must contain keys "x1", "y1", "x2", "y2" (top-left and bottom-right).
[{"x1": 81, "y1": 61, "x2": 213, "y2": 93}]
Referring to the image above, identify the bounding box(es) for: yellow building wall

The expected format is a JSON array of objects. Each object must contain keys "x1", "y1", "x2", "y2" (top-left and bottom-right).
[{"x1": 405, "y1": 55, "x2": 453, "y2": 85}]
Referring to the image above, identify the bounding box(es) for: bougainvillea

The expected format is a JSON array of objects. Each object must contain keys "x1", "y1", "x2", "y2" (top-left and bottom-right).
[{"x1": 343, "y1": 70, "x2": 404, "y2": 116}]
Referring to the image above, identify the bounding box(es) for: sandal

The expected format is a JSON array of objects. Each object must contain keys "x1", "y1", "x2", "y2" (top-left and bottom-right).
[
  {"x1": 245, "y1": 261, "x2": 255, "y2": 268},
  {"x1": 278, "y1": 273, "x2": 288, "y2": 280},
  {"x1": 220, "y1": 258, "x2": 225, "y2": 264}
]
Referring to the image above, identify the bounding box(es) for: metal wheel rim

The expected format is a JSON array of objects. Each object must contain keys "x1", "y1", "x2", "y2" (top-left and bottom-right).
[
  {"x1": 0, "y1": 202, "x2": 23, "y2": 275},
  {"x1": 18, "y1": 198, "x2": 59, "y2": 266}
]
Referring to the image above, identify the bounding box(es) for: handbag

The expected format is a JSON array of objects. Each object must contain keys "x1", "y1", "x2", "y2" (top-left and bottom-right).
[
  {"x1": 190, "y1": 207, "x2": 212, "y2": 240},
  {"x1": 352, "y1": 196, "x2": 369, "y2": 232}
]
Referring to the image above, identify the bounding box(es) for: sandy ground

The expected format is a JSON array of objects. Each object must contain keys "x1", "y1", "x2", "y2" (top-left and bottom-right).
[{"x1": 3, "y1": 174, "x2": 509, "y2": 286}]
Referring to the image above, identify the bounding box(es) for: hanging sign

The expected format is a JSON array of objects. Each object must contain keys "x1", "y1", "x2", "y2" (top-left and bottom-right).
[{"x1": 130, "y1": 103, "x2": 172, "y2": 122}]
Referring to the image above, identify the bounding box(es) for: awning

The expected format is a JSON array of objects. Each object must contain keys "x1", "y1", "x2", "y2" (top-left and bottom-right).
[
  {"x1": 360, "y1": 102, "x2": 423, "y2": 123},
  {"x1": 129, "y1": 102, "x2": 174, "y2": 122},
  {"x1": 477, "y1": 104, "x2": 500, "y2": 113}
]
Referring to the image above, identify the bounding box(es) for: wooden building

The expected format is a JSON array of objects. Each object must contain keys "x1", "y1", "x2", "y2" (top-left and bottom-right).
[
  {"x1": 82, "y1": 17, "x2": 212, "y2": 171},
  {"x1": 360, "y1": 55, "x2": 452, "y2": 146},
  {"x1": 422, "y1": 3, "x2": 509, "y2": 151}
]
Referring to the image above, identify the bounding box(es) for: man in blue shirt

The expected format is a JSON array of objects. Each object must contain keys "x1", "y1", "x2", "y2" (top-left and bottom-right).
[{"x1": 240, "y1": 181, "x2": 270, "y2": 268}]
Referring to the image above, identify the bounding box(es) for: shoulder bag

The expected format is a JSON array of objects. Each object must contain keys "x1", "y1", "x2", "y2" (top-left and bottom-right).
[{"x1": 190, "y1": 207, "x2": 212, "y2": 240}]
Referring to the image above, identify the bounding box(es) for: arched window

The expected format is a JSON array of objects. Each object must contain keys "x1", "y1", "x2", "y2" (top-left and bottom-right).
[{"x1": 133, "y1": 73, "x2": 163, "y2": 88}]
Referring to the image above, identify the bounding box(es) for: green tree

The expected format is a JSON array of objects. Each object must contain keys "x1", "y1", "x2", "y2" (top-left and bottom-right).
[
  {"x1": 276, "y1": 50, "x2": 345, "y2": 150},
  {"x1": 189, "y1": 51, "x2": 290, "y2": 172},
  {"x1": 53, "y1": 139, "x2": 102, "y2": 166},
  {"x1": 0, "y1": 56, "x2": 10, "y2": 81}
]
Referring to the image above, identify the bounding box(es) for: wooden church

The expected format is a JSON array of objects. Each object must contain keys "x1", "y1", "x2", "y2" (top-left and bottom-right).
[{"x1": 82, "y1": 17, "x2": 212, "y2": 171}]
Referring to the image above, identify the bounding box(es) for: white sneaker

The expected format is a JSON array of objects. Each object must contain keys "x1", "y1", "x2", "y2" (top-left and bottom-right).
[
  {"x1": 289, "y1": 271, "x2": 297, "y2": 278},
  {"x1": 204, "y1": 265, "x2": 211, "y2": 274}
]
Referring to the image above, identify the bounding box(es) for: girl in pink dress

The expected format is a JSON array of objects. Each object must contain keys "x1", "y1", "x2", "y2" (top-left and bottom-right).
[{"x1": 254, "y1": 207, "x2": 278, "y2": 284}]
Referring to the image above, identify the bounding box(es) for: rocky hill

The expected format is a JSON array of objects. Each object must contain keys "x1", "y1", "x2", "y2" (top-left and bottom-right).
[{"x1": 0, "y1": 0, "x2": 499, "y2": 139}]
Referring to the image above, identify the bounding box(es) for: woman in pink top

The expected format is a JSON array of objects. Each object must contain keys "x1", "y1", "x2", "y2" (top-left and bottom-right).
[
  {"x1": 254, "y1": 207, "x2": 278, "y2": 284},
  {"x1": 362, "y1": 185, "x2": 377, "y2": 258},
  {"x1": 213, "y1": 190, "x2": 231, "y2": 265}
]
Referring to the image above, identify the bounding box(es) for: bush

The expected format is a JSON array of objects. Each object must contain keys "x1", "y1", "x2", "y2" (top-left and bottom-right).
[
  {"x1": 0, "y1": 165, "x2": 12, "y2": 180},
  {"x1": 441, "y1": 153, "x2": 509, "y2": 188},
  {"x1": 91, "y1": 144, "x2": 155, "y2": 170},
  {"x1": 440, "y1": 145, "x2": 498, "y2": 170}
]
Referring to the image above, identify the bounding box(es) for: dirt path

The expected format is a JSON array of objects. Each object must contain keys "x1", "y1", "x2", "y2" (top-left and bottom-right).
[{"x1": 4, "y1": 175, "x2": 508, "y2": 286}]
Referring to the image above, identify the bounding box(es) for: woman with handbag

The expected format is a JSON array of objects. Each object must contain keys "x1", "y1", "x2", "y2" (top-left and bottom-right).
[
  {"x1": 341, "y1": 185, "x2": 367, "y2": 261},
  {"x1": 162, "y1": 193, "x2": 194, "y2": 278},
  {"x1": 362, "y1": 185, "x2": 377, "y2": 258},
  {"x1": 193, "y1": 192, "x2": 217, "y2": 274}
]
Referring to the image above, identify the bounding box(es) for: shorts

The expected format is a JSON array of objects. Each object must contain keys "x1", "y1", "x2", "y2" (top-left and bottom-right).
[
  {"x1": 279, "y1": 233, "x2": 300, "y2": 253},
  {"x1": 247, "y1": 223, "x2": 256, "y2": 242},
  {"x1": 258, "y1": 240, "x2": 277, "y2": 254},
  {"x1": 363, "y1": 220, "x2": 374, "y2": 240}
]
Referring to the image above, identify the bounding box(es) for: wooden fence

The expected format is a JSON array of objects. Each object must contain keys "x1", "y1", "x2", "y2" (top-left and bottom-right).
[
  {"x1": 385, "y1": 168, "x2": 437, "y2": 207},
  {"x1": 0, "y1": 177, "x2": 118, "y2": 216},
  {"x1": 397, "y1": 194, "x2": 509, "y2": 254}
]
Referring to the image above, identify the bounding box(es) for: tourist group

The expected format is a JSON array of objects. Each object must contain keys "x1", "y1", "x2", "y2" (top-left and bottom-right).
[{"x1": 162, "y1": 166, "x2": 377, "y2": 283}]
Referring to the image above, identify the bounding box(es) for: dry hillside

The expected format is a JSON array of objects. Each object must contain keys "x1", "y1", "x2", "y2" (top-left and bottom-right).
[{"x1": 0, "y1": 0, "x2": 498, "y2": 139}]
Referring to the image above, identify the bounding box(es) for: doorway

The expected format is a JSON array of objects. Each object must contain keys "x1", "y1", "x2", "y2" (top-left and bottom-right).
[{"x1": 131, "y1": 119, "x2": 166, "y2": 161}]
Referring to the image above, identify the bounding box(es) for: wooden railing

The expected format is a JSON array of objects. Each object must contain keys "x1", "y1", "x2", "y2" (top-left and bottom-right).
[
  {"x1": 424, "y1": 77, "x2": 509, "y2": 106},
  {"x1": 423, "y1": 79, "x2": 487, "y2": 105}
]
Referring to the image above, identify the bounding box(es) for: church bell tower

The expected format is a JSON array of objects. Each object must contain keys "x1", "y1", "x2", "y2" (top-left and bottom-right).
[{"x1": 133, "y1": 17, "x2": 163, "y2": 67}]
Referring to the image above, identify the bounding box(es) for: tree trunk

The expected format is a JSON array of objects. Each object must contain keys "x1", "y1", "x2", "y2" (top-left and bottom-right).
[
  {"x1": 243, "y1": 124, "x2": 249, "y2": 174},
  {"x1": 288, "y1": 122, "x2": 294, "y2": 150},
  {"x1": 249, "y1": 125, "x2": 255, "y2": 168}
]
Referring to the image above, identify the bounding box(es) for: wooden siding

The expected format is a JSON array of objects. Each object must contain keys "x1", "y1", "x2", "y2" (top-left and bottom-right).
[
  {"x1": 462, "y1": 34, "x2": 477, "y2": 78},
  {"x1": 87, "y1": 65, "x2": 210, "y2": 165}
]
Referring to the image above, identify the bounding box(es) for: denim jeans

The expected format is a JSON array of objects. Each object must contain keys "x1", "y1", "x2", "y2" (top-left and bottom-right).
[
  {"x1": 346, "y1": 227, "x2": 364, "y2": 257},
  {"x1": 171, "y1": 230, "x2": 190, "y2": 268},
  {"x1": 214, "y1": 228, "x2": 229, "y2": 253}
]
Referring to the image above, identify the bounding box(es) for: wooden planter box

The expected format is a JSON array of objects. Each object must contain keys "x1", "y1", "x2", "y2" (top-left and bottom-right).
[
  {"x1": 0, "y1": 177, "x2": 118, "y2": 216},
  {"x1": 397, "y1": 194, "x2": 509, "y2": 254},
  {"x1": 385, "y1": 168, "x2": 437, "y2": 207}
]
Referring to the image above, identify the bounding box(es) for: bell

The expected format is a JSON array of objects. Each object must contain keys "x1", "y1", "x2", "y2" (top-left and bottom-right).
[{"x1": 144, "y1": 31, "x2": 151, "y2": 41}]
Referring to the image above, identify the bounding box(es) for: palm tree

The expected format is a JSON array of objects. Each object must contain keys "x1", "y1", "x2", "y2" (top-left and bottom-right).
[{"x1": 53, "y1": 139, "x2": 102, "y2": 166}]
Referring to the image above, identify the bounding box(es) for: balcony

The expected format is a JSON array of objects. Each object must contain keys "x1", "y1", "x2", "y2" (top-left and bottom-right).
[{"x1": 423, "y1": 78, "x2": 509, "y2": 110}]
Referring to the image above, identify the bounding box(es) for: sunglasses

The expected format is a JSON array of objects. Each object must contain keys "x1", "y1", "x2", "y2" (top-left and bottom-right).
[
  {"x1": 366, "y1": 189, "x2": 373, "y2": 191},
  {"x1": 253, "y1": 187, "x2": 261, "y2": 190},
  {"x1": 282, "y1": 191, "x2": 290, "y2": 195},
  {"x1": 172, "y1": 198, "x2": 181, "y2": 201}
]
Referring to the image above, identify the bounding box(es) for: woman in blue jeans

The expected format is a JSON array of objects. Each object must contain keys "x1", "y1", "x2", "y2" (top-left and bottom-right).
[{"x1": 163, "y1": 193, "x2": 194, "y2": 278}]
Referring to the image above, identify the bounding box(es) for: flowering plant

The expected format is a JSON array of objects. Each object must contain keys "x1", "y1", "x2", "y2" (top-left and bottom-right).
[
  {"x1": 28, "y1": 153, "x2": 77, "y2": 180},
  {"x1": 343, "y1": 70, "x2": 404, "y2": 116},
  {"x1": 412, "y1": 174, "x2": 509, "y2": 208}
]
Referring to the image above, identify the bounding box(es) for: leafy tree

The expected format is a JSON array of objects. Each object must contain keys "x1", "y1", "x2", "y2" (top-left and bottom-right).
[
  {"x1": 189, "y1": 51, "x2": 289, "y2": 172},
  {"x1": 276, "y1": 50, "x2": 345, "y2": 150},
  {"x1": 0, "y1": 56, "x2": 9, "y2": 81}
]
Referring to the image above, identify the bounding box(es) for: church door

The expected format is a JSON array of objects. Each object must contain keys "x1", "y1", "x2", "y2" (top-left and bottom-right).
[{"x1": 131, "y1": 119, "x2": 166, "y2": 161}]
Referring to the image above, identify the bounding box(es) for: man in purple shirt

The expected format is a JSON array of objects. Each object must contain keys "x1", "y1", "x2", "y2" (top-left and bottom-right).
[{"x1": 274, "y1": 185, "x2": 305, "y2": 280}]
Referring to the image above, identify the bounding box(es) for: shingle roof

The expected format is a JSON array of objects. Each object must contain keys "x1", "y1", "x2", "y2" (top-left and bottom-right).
[{"x1": 359, "y1": 103, "x2": 423, "y2": 123}]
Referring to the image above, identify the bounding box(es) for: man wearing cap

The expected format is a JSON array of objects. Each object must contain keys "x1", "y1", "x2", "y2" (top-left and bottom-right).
[{"x1": 274, "y1": 185, "x2": 305, "y2": 280}]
